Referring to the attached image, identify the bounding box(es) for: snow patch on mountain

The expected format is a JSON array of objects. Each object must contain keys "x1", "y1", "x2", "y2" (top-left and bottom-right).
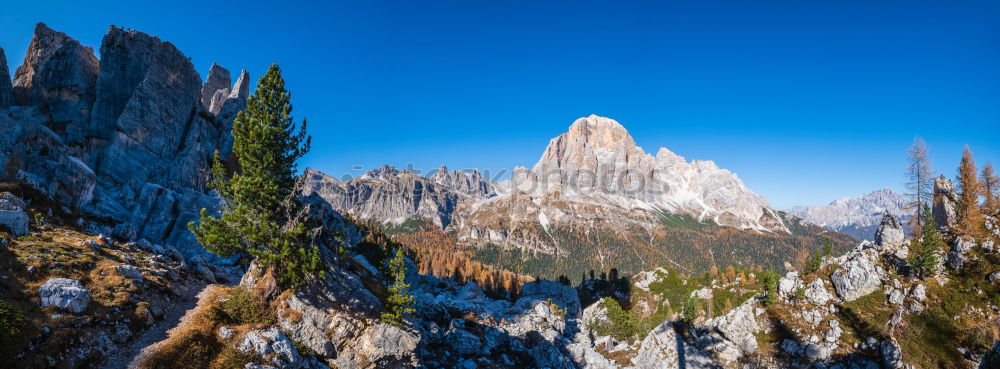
[{"x1": 787, "y1": 188, "x2": 911, "y2": 241}]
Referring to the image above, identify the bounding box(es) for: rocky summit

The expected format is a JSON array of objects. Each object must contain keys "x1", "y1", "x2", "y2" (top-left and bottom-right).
[{"x1": 304, "y1": 115, "x2": 854, "y2": 278}]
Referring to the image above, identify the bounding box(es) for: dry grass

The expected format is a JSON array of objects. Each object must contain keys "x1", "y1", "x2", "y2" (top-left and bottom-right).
[{"x1": 138, "y1": 286, "x2": 268, "y2": 369}]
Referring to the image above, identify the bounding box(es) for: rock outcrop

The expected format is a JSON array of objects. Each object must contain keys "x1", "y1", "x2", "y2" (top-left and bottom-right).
[
  {"x1": 0, "y1": 23, "x2": 251, "y2": 262},
  {"x1": 11, "y1": 23, "x2": 100, "y2": 141},
  {"x1": 0, "y1": 192, "x2": 30, "y2": 236},
  {"x1": 0, "y1": 46, "x2": 11, "y2": 109},
  {"x1": 200, "y1": 63, "x2": 231, "y2": 113},
  {"x1": 39, "y1": 277, "x2": 91, "y2": 313},
  {"x1": 933, "y1": 176, "x2": 958, "y2": 231},
  {"x1": 874, "y1": 212, "x2": 905, "y2": 250},
  {"x1": 830, "y1": 243, "x2": 886, "y2": 301}
]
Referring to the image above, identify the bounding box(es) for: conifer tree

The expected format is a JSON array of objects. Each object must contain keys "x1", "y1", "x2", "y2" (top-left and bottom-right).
[
  {"x1": 823, "y1": 237, "x2": 833, "y2": 258},
  {"x1": 382, "y1": 248, "x2": 415, "y2": 326},
  {"x1": 189, "y1": 64, "x2": 321, "y2": 287},
  {"x1": 909, "y1": 205, "x2": 942, "y2": 279},
  {"x1": 905, "y1": 137, "x2": 935, "y2": 232},
  {"x1": 956, "y1": 146, "x2": 984, "y2": 239},
  {"x1": 760, "y1": 269, "x2": 780, "y2": 306},
  {"x1": 805, "y1": 249, "x2": 821, "y2": 274},
  {"x1": 982, "y1": 162, "x2": 998, "y2": 215}
]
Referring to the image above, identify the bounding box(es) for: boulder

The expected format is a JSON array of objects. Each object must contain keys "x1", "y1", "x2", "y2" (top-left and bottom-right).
[
  {"x1": 631, "y1": 321, "x2": 680, "y2": 368},
  {"x1": 880, "y1": 340, "x2": 905, "y2": 369},
  {"x1": 708, "y1": 298, "x2": 760, "y2": 355},
  {"x1": 240, "y1": 327, "x2": 305, "y2": 369},
  {"x1": 0, "y1": 46, "x2": 11, "y2": 109},
  {"x1": 39, "y1": 278, "x2": 90, "y2": 313},
  {"x1": 11, "y1": 23, "x2": 99, "y2": 141},
  {"x1": 114, "y1": 265, "x2": 143, "y2": 279},
  {"x1": 777, "y1": 271, "x2": 802, "y2": 302},
  {"x1": 803, "y1": 278, "x2": 835, "y2": 305},
  {"x1": 830, "y1": 249, "x2": 886, "y2": 302},
  {"x1": 0, "y1": 192, "x2": 30, "y2": 236},
  {"x1": 947, "y1": 237, "x2": 976, "y2": 270},
  {"x1": 874, "y1": 213, "x2": 905, "y2": 250},
  {"x1": 933, "y1": 176, "x2": 958, "y2": 231}
]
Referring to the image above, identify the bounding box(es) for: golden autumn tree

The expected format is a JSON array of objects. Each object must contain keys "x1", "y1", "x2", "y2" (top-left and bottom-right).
[{"x1": 955, "y1": 146, "x2": 985, "y2": 239}]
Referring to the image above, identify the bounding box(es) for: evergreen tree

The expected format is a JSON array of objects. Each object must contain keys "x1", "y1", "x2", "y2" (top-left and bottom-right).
[
  {"x1": 905, "y1": 137, "x2": 935, "y2": 233},
  {"x1": 760, "y1": 269, "x2": 780, "y2": 306},
  {"x1": 382, "y1": 248, "x2": 415, "y2": 326},
  {"x1": 189, "y1": 64, "x2": 321, "y2": 287},
  {"x1": 909, "y1": 205, "x2": 943, "y2": 279},
  {"x1": 805, "y1": 249, "x2": 822, "y2": 274},
  {"x1": 956, "y1": 146, "x2": 985, "y2": 239},
  {"x1": 823, "y1": 237, "x2": 833, "y2": 258}
]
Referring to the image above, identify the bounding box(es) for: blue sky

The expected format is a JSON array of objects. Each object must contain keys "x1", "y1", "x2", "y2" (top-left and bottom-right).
[{"x1": 1, "y1": 0, "x2": 998, "y2": 208}]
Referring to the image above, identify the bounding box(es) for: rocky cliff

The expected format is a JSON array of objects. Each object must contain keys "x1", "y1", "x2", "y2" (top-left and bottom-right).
[{"x1": 0, "y1": 23, "x2": 247, "y2": 261}]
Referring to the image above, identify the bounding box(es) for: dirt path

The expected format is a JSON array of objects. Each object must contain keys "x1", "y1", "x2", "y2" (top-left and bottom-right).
[{"x1": 101, "y1": 283, "x2": 216, "y2": 369}]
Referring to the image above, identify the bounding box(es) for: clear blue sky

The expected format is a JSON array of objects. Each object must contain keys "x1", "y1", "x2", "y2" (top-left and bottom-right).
[{"x1": 2, "y1": 0, "x2": 998, "y2": 208}]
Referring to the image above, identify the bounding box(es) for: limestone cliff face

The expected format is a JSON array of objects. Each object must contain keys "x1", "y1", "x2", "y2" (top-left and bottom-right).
[
  {"x1": 0, "y1": 23, "x2": 249, "y2": 259},
  {"x1": 11, "y1": 23, "x2": 100, "y2": 142},
  {"x1": 301, "y1": 166, "x2": 496, "y2": 229},
  {"x1": 0, "y1": 46, "x2": 12, "y2": 109}
]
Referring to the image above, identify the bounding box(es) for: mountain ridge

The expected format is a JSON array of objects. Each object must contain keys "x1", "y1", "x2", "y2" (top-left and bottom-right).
[{"x1": 788, "y1": 188, "x2": 911, "y2": 241}]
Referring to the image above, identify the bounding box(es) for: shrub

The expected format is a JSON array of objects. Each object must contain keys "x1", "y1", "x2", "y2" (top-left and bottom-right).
[
  {"x1": 591, "y1": 297, "x2": 638, "y2": 341},
  {"x1": 217, "y1": 287, "x2": 271, "y2": 324}
]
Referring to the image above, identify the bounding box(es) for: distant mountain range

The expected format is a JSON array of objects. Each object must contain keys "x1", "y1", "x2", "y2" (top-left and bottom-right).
[
  {"x1": 304, "y1": 115, "x2": 854, "y2": 278},
  {"x1": 787, "y1": 188, "x2": 911, "y2": 241}
]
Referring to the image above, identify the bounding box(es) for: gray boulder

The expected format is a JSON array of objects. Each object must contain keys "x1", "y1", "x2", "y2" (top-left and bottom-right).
[
  {"x1": 803, "y1": 278, "x2": 835, "y2": 305},
  {"x1": 114, "y1": 265, "x2": 142, "y2": 279},
  {"x1": 39, "y1": 278, "x2": 90, "y2": 313},
  {"x1": 947, "y1": 237, "x2": 976, "y2": 270},
  {"x1": 880, "y1": 340, "x2": 905, "y2": 369},
  {"x1": 933, "y1": 176, "x2": 958, "y2": 231},
  {"x1": 240, "y1": 327, "x2": 305, "y2": 369},
  {"x1": 0, "y1": 192, "x2": 30, "y2": 236},
  {"x1": 830, "y1": 248, "x2": 886, "y2": 302},
  {"x1": 874, "y1": 213, "x2": 905, "y2": 250}
]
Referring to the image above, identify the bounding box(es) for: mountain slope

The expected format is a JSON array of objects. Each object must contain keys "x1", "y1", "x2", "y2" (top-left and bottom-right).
[
  {"x1": 788, "y1": 189, "x2": 911, "y2": 241},
  {"x1": 306, "y1": 115, "x2": 855, "y2": 278}
]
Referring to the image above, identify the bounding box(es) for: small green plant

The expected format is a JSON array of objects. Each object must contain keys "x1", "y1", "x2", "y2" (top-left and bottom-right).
[
  {"x1": 218, "y1": 287, "x2": 271, "y2": 324},
  {"x1": 33, "y1": 212, "x2": 44, "y2": 226},
  {"x1": 381, "y1": 248, "x2": 415, "y2": 326},
  {"x1": 760, "y1": 269, "x2": 780, "y2": 306},
  {"x1": 681, "y1": 295, "x2": 698, "y2": 325},
  {"x1": 547, "y1": 298, "x2": 567, "y2": 318}
]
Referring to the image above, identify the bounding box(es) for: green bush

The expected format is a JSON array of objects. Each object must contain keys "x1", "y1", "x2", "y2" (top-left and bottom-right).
[
  {"x1": 591, "y1": 297, "x2": 638, "y2": 341},
  {"x1": 218, "y1": 287, "x2": 271, "y2": 324}
]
